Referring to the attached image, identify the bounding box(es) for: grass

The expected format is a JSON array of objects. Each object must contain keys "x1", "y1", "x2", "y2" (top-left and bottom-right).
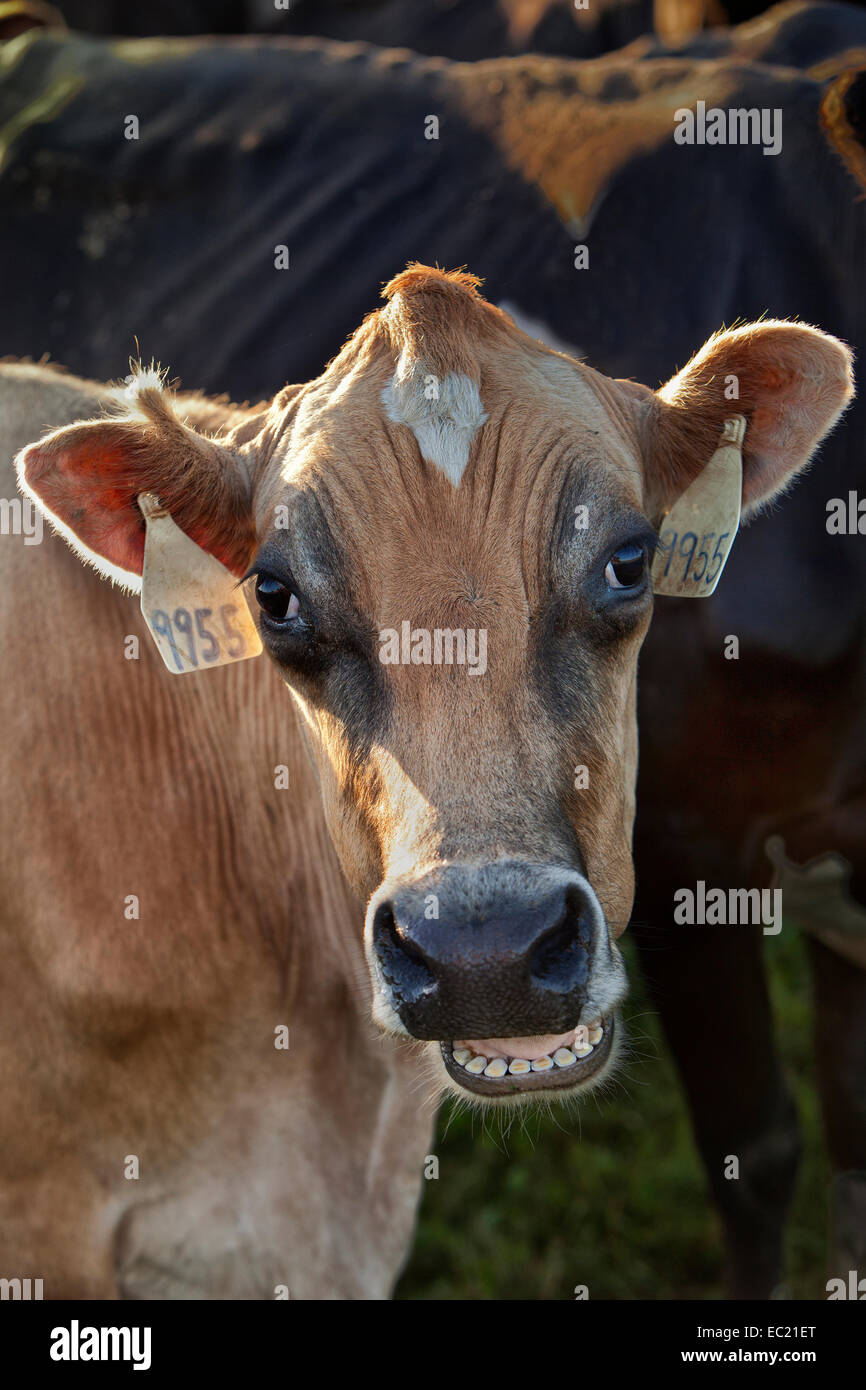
[{"x1": 396, "y1": 927, "x2": 829, "y2": 1300}]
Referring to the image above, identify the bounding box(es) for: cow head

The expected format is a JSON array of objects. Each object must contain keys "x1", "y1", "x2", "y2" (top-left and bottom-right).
[{"x1": 17, "y1": 267, "x2": 853, "y2": 1103}]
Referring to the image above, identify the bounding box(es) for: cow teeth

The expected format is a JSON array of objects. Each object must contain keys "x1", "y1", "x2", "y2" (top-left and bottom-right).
[
  {"x1": 484, "y1": 1057, "x2": 508, "y2": 1077},
  {"x1": 449, "y1": 1028, "x2": 608, "y2": 1079}
]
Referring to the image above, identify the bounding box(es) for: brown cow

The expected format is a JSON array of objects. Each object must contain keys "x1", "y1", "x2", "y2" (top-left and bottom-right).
[{"x1": 1, "y1": 266, "x2": 853, "y2": 1296}]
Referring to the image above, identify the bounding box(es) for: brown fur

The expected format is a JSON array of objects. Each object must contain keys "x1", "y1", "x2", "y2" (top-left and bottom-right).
[{"x1": 1, "y1": 269, "x2": 854, "y2": 1297}]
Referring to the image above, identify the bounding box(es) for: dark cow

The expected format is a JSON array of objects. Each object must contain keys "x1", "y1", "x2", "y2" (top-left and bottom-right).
[
  {"x1": 48, "y1": 0, "x2": 843, "y2": 57},
  {"x1": 47, "y1": 0, "x2": 660, "y2": 57},
  {"x1": 1, "y1": 0, "x2": 865, "y2": 1294}
]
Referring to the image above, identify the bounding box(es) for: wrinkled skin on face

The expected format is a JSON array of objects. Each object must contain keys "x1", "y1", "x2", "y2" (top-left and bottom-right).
[{"x1": 19, "y1": 267, "x2": 854, "y2": 1101}]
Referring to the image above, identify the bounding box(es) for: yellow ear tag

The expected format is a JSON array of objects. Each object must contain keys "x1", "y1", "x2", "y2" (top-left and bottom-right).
[
  {"x1": 138, "y1": 492, "x2": 262, "y2": 674},
  {"x1": 651, "y1": 415, "x2": 746, "y2": 598}
]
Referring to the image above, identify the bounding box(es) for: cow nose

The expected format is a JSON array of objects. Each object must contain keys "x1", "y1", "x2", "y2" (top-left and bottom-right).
[{"x1": 370, "y1": 866, "x2": 605, "y2": 1040}]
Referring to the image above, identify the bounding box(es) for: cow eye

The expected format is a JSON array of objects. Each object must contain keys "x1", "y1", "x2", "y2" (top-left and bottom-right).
[
  {"x1": 604, "y1": 542, "x2": 646, "y2": 591},
  {"x1": 255, "y1": 574, "x2": 301, "y2": 621}
]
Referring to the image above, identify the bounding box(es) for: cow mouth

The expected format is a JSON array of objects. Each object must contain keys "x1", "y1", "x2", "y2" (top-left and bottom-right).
[{"x1": 439, "y1": 1017, "x2": 613, "y2": 1097}]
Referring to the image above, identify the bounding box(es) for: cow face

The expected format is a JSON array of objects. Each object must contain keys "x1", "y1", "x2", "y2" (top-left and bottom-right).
[{"x1": 18, "y1": 267, "x2": 853, "y2": 1103}]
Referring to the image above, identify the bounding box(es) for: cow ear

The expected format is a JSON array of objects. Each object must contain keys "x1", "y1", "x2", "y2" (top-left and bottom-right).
[
  {"x1": 644, "y1": 321, "x2": 854, "y2": 522},
  {"x1": 16, "y1": 378, "x2": 259, "y2": 591}
]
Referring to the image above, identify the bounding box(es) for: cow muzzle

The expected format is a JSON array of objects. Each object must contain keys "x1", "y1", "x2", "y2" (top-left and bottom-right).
[{"x1": 365, "y1": 861, "x2": 628, "y2": 1098}]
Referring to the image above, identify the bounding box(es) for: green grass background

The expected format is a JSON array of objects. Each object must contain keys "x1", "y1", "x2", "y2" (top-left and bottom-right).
[{"x1": 397, "y1": 929, "x2": 825, "y2": 1299}]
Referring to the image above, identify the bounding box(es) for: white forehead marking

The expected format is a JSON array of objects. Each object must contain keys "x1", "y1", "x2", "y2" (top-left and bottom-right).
[{"x1": 381, "y1": 353, "x2": 488, "y2": 486}]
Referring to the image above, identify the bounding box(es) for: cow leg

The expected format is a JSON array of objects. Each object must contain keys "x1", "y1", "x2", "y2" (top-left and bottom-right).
[
  {"x1": 805, "y1": 936, "x2": 866, "y2": 1281},
  {"x1": 631, "y1": 918, "x2": 800, "y2": 1298}
]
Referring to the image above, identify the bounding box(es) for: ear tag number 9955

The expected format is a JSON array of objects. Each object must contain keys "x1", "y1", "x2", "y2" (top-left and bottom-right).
[{"x1": 139, "y1": 492, "x2": 262, "y2": 674}]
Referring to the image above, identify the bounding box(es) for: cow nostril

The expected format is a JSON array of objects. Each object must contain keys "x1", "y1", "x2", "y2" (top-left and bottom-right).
[
  {"x1": 529, "y1": 897, "x2": 592, "y2": 994},
  {"x1": 372, "y1": 903, "x2": 436, "y2": 1003}
]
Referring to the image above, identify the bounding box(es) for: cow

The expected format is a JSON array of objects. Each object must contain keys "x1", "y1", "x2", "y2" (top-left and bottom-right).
[
  {"x1": 0, "y1": 266, "x2": 853, "y2": 1298},
  {"x1": 2, "y1": 4, "x2": 865, "y2": 394},
  {"x1": 2, "y1": 2, "x2": 865, "y2": 1294},
  {"x1": 46, "y1": 0, "x2": 863, "y2": 59},
  {"x1": 44, "y1": 0, "x2": 661, "y2": 57}
]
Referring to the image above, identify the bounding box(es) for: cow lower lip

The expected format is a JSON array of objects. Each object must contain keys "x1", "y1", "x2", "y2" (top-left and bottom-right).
[{"x1": 439, "y1": 1018, "x2": 614, "y2": 1097}]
